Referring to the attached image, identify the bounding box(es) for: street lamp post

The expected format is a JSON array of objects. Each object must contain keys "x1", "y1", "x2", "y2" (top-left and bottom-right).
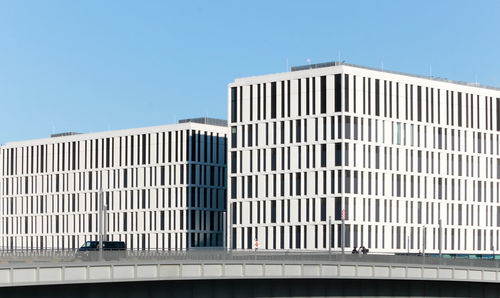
[
  {"x1": 222, "y1": 212, "x2": 227, "y2": 249},
  {"x1": 438, "y1": 219, "x2": 442, "y2": 258},
  {"x1": 98, "y1": 189, "x2": 103, "y2": 260},
  {"x1": 423, "y1": 226, "x2": 426, "y2": 256},
  {"x1": 328, "y1": 216, "x2": 332, "y2": 257},
  {"x1": 341, "y1": 209, "x2": 345, "y2": 255}
]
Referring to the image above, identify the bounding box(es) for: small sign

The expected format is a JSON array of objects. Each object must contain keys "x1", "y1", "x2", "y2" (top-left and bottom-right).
[{"x1": 341, "y1": 209, "x2": 345, "y2": 220}]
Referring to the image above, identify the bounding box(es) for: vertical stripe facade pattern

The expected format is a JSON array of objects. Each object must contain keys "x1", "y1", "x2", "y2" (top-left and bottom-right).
[
  {"x1": 0, "y1": 122, "x2": 227, "y2": 250},
  {"x1": 228, "y1": 63, "x2": 500, "y2": 253}
]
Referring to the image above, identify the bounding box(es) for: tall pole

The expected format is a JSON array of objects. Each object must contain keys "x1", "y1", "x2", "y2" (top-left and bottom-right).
[
  {"x1": 438, "y1": 219, "x2": 442, "y2": 257},
  {"x1": 341, "y1": 210, "x2": 345, "y2": 255},
  {"x1": 222, "y1": 212, "x2": 227, "y2": 249},
  {"x1": 99, "y1": 189, "x2": 103, "y2": 260},
  {"x1": 407, "y1": 236, "x2": 410, "y2": 255},
  {"x1": 423, "y1": 226, "x2": 426, "y2": 256},
  {"x1": 228, "y1": 207, "x2": 232, "y2": 252},
  {"x1": 104, "y1": 192, "x2": 107, "y2": 242},
  {"x1": 328, "y1": 216, "x2": 332, "y2": 256}
]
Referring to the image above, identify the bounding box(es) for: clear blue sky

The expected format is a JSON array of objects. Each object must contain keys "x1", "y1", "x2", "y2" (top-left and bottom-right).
[{"x1": 1, "y1": 0, "x2": 499, "y2": 143}]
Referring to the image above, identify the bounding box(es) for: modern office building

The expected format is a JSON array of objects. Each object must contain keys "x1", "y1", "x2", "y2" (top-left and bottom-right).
[
  {"x1": 228, "y1": 62, "x2": 500, "y2": 254},
  {"x1": 0, "y1": 118, "x2": 227, "y2": 250}
]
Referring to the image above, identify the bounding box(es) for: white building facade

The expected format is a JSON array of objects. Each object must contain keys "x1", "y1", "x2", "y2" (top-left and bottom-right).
[
  {"x1": 228, "y1": 62, "x2": 500, "y2": 254},
  {"x1": 0, "y1": 119, "x2": 227, "y2": 250}
]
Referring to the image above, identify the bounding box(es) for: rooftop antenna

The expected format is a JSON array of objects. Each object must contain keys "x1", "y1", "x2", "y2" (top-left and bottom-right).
[{"x1": 306, "y1": 58, "x2": 311, "y2": 65}]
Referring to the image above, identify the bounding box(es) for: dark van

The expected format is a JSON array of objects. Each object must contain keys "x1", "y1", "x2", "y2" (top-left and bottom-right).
[
  {"x1": 76, "y1": 241, "x2": 126, "y2": 261},
  {"x1": 78, "y1": 241, "x2": 126, "y2": 251}
]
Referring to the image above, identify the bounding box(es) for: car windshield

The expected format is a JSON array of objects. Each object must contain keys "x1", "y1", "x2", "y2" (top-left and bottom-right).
[{"x1": 82, "y1": 241, "x2": 94, "y2": 248}]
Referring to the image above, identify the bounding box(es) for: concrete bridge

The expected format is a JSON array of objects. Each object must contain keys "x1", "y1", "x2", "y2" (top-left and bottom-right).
[{"x1": 1, "y1": 251, "x2": 500, "y2": 297}]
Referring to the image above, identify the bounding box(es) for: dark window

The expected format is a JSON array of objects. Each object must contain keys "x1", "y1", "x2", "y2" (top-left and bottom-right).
[
  {"x1": 344, "y1": 74, "x2": 349, "y2": 112},
  {"x1": 335, "y1": 143, "x2": 341, "y2": 166},
  {"x1": 375, "y1": 79, "x2": 380, "y2": 116},
  {"x1": 263, "y1": 83, "x2": 267, "y2": 119},
  {"x1": 417, "y1": 86, "x2": 422, "y2": 121},
  {"x1": 247, "y1": 124, "x2": 253, "y2": 147},
  {"x1": 335, "y1": 74, "x2": 341, "y2": 112},
  {"x1": 320, "y1": 76, "x2": 326, "y2": 113},
  {"x1": 296, "y1": 120, "x2": 301, "y2": 143},
  {"x1": 281, "y1": 81, "x2": 285, "y2": 118},
  {"x1": 271, "y1": 148, "x2": 277, "y2": 171},
  {"x1": 249, "y1": 85, "x2": 253, "y2": 121},
  {"x1": 271, "y1": 82, "x2": 277, "y2": 119},
  {"x1": 298, "y1": 79, "x2": 302, "y2": 116},
  {"x1": 497, "y1": 206, "x2": 500, "y2": 227},
  {"x1": 335, "y1": 197, "x2": 342, "y2": 220},
  {"x1": 231, "y1": 87, "x2": 237, "y2": 123},
  {"x1": 296, "y1": 173, "x2": 301, "y2": 196},
  {"x1": 231, "y1": 178, "x2": 237, "y2": 198},
  {"x1": 497, "y1": 98, "x2": 500, "y2": 131},
  {"x1": 306, "y1": 78, "x2": 310, "y2": 115},
  {"x1": 248, "y1": 176, "x2": 252, "y2": 198},
  {"x1": 231, "y1": 127, "x2": 237, "y2": 148},
  {"x1": 321, "y1": 144, "x2": 326, "y2": 167},
  {"x1": 321, "y1": 198, "x2": 326, "y2": 221},
  {"x1": 257, "y1": 84, "x2": 261, "y2": 120},
  {"x1": 231, "y1": 152, "x2": 237, "y2": 173},
  {"x1": 160, "y1": 166, "x2": 165, "y2": 185},
  {"x1": 142, "y1": 134, "x2": 147, "y2": 165},
  {"x1": 457, "y1": 92, "x2": 462, "y2": 127},
  {"x1": 296, "y1": 226, "x2": 301, "y2": 249}
]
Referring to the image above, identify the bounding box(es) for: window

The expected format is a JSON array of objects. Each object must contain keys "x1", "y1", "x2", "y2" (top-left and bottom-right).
[
  {"x1": 231, "y1": 87, "x2": 237, "y2": 123},
  {"x1": 271, "y1": 148, "x2": 277, "y2": 171},
  {"x1": 345, "y1": 116, "x2": 351, "y2": 139},
  {"x1": 335, "y1": 74, "x2": 341, "y2": 112},
  {"x1": 231, "y1": 178, "x2": 237, "y2": 198},
  {"x1": 321, "y1": 198, "x2": 326, "y2": 221},
  {"x1": 231, "y1": 152, "x2": 237, "y2": 173},
  {"x1": 271, "y1": 82, "x2": 277, "y2": 119},
  {"x1": 247, "y1": 124, "x2": 253, "y2": 147},
  {"x1": 296, "y1": 120, "x2": 301, "y2": 142},
  {"x1": 375, "y1": 79, "x2": 380, "y2": 116},
  {"x1": 344, "y1": 74, "x2": 349, "y2": 112},
  {"x1": 231, "y1": 127, "x2": 237, "y2": 148},
  {"x1": 321, "y1": 144, "x2": 326, "y2": 167},
  {"x1": 320, "y1": 76, "x2": 326, "y2": 113},
  {"x1": 335, "y1": 197, "x2": 342, "y2": 220},
  {"x1": 417, "y1": 86, "x2": 422, "y2": 121},
  {"x1": 335, "y1": 143, "x2": 341, "y2": 166}
]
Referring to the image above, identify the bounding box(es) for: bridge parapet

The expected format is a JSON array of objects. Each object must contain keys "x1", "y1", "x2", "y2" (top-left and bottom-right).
[{"x1": 0, "y1": 251, "x2": 500, "y2": 287}]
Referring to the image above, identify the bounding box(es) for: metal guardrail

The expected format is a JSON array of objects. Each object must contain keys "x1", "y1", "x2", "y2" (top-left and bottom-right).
[{"x1": 0, "y1": 249, "x2": 500, "y2": 269}]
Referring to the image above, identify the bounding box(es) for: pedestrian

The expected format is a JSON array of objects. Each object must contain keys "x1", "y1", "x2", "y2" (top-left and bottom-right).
[{"x1": 352, "y1": 247, "x2": 358, "y2": 254}]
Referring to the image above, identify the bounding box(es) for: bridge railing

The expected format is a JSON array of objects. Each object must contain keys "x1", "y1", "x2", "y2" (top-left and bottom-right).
[{"x1": 0, "y1": 249, "x2": 500, "y2": 269}]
